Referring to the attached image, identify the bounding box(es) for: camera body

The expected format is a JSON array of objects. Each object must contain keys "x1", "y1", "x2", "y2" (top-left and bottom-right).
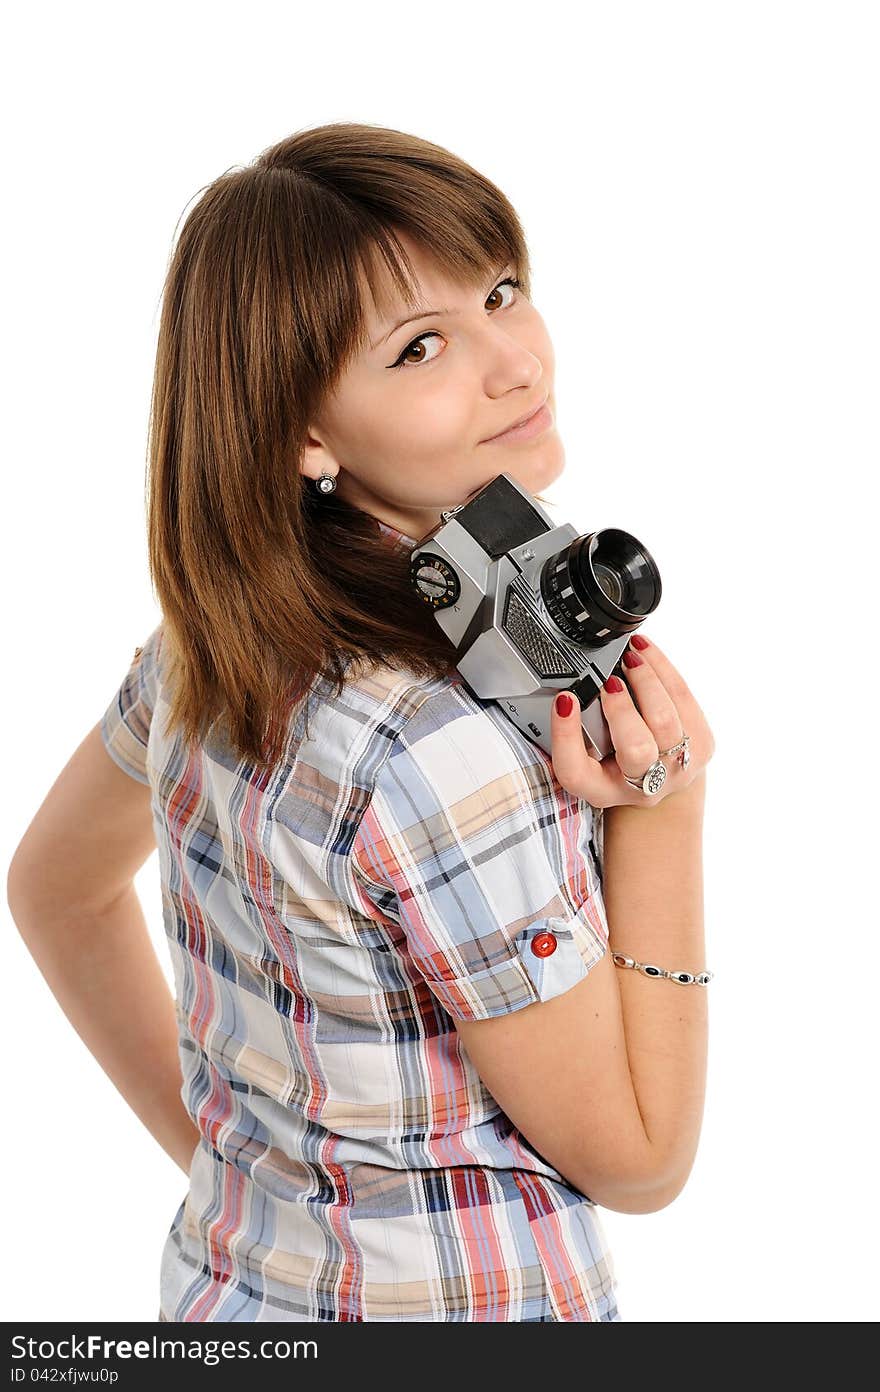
[{"x1": 408, "y1": 472, "x2": 662, "y2": 760}]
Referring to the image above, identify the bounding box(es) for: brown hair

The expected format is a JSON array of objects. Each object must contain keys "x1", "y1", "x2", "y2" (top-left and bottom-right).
[{"x1": 147, "y1": 121, "x2": 537, "y2": 773}]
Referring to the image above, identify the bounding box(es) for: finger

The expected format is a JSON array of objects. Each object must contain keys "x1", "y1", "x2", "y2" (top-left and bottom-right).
[
  {"x1": 598, "y1": 674, "x2": 660, "y2": 782},
  {"x1": 618, "y1": 647, "x2": 683, "y2": 752},
  {"x1": 624, "y1": 635, "x2": 713, "y2": 747},
  {"x1": 625, "y1": 635, "x2": 706, "y2": 729},
  {"x1": 549, "y1": 691, "x2": 628, "y2": 806}
]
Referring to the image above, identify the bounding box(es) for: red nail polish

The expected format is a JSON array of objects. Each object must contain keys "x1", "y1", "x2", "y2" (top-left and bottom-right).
[
  {"x1": 631, "y1": 634, "x2": 650, "y2": 650},
  {"x1": 623, "y1": 650, "x2": 643, "y2": 669},
  {"x1": 604, "y1": 676, "x2": 624, "y2": 693},
  {"x1": 555, "y1": 692, "x2": 573, "y2": 717}
]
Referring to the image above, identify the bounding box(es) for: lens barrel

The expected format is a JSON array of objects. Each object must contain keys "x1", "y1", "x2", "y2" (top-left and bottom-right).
[{"x1": 539, "y1": 529, "x2": 661, "y2": 644}]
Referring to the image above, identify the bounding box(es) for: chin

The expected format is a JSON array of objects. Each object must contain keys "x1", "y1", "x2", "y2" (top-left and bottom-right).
[
  {"x1": 511, "y1": 448, "x2": 566, "y2": 498},
  {"x1": 462, "y1": 440, "x2": 564, "y2": 504}
]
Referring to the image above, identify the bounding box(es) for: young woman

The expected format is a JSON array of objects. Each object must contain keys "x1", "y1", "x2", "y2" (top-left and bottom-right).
[{"x1": 9, "y1": 121, "x2": 714, "y2": 1322}]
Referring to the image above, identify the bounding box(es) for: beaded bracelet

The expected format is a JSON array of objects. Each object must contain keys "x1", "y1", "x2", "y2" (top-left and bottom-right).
[{"x1": 612, "y1": 951, "x2": 713, "y2": 986}]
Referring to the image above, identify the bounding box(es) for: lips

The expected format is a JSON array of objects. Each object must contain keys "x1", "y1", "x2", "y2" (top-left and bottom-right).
[{"x1": 482, "y1": 395, "x2": 549, "y2": 442}]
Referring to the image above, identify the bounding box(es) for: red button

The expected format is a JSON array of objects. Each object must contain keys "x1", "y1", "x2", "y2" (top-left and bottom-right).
[{"x1": 531, "y1": 932, "x2": 558, "y2": 958}]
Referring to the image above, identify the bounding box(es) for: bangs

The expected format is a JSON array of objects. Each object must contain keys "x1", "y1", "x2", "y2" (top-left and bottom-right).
[{"x1": 337, "y1": 218, "x2": 529, "y2": 363}]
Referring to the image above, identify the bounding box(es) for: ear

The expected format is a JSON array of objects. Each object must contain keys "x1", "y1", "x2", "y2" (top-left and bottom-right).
[{"x1": 299, "y1": 429, "x2": 340, "y2": 486}]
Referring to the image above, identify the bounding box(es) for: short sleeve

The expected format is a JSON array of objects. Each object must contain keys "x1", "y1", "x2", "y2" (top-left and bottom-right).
[
  {"x1": 350, "y1": 688, "x2": 609, "y2": 1023},
  {"x1": 99, "y1": 622, "x2": 164, "y2": 786}
]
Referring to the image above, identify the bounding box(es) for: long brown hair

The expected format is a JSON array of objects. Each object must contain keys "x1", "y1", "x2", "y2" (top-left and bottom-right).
[{"x1": 147, "y1": 121, "x2": 537, "y2": 773}]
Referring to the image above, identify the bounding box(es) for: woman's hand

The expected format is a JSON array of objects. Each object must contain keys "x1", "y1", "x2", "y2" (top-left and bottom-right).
[{"x1": 549, "y1": 634, "x2": 715, "y2": 809}]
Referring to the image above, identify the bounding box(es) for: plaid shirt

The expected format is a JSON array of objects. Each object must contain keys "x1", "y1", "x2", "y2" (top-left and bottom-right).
[{"x1": 100, "y1": 519, "x2": 620, "y2": 1322}]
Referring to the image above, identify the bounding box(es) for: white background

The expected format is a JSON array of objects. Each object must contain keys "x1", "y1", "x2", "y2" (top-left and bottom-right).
[{"x1": 3, "y1": 0, "x2": 877, "y2": 1323}]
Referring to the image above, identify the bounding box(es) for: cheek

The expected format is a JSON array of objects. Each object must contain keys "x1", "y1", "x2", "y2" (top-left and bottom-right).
[
  {"x1": 541, "y1": 336, "x2": 555, "y2": 378},
  {"x1": 372, "y1": 383, "x2": 472, "y2": 455}
]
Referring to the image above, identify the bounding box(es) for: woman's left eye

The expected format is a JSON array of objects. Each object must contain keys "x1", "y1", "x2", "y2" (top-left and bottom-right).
[{"x1": 390, "y1": 276, "x2": 522, "y2": 370}]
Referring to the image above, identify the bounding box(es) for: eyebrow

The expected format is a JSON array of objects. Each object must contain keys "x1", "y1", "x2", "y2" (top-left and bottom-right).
[{"x1": 370, "y1": 262, "x2": 511, "y2": 351}]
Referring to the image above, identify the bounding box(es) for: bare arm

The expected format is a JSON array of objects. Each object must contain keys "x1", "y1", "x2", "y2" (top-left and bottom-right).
[
  {"x1": 7, "y1": 725, "x2": 200, "y2": 1176},
  {"x1": 601, "y1": 768, "x2": 708, "y2": 1199},
  {"x1": 8, "y1": 880, "x2": 201, "y2": 1176}
]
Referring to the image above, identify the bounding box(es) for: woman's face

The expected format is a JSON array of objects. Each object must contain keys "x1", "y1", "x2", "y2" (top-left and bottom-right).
[{"x1": 301, "y1": 230, "x2": 563, "y2": 540}]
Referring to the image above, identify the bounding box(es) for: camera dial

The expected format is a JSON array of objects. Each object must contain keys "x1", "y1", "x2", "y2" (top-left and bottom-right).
[{"x1": 411, "y1": 552, "x2": 461, "y2": 609}]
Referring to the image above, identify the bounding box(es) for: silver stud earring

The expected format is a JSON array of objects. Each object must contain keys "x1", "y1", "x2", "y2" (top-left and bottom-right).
[{"x1": 315, "y1": 470, "x2": 337, "y2": 495}]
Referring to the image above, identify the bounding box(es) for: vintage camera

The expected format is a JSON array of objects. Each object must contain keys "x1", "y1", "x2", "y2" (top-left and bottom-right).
[{"x1": 408, "y1": 472, "x2": 662, "y2": 760}]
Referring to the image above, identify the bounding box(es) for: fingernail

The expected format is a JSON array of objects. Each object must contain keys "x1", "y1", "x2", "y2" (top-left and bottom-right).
[
  {"x1": 622, "y1": 650, "x2": 643, "y2": 669},
  {"x1": 555, "y1": 692, "x2": 573, "y2": 717},
  {"x1": 604, "y1": 676, "x2": 624, "y2": 693},
  {"x1": 631, "y1": 634, "x2": 650, "y2": 650}
]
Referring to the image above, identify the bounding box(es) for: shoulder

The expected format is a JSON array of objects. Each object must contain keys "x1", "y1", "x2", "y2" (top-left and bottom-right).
[
  {"x1": 303, "y1": 659, "x2": 464, "y2": 764},
  {"x1": 364, "y1": 672, "x2": 585, "y2": 848},
  {"x1": 130, "y1": 620, "x2": 166, "y2": 693},
  {"x1": 381, "y1": 673, "x2": 557, "y2": 792},
  {"x1": 99, "y1": 619, "x2": 166, "y2": 784},
  {"x1": 109, "y1": 619, "x2": 166, "y2": 714}
]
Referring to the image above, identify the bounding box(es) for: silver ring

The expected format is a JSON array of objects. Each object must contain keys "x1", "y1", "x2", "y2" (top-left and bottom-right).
[
  {"x1": 622, "y1": 759, "x2": 668, "y2": 796},
  {"x1": 660, "y1": 732, "x2": 691, "y2": 770},
  {"x1": 622, "y1": 731, "x2": 690, "y2": 795}
]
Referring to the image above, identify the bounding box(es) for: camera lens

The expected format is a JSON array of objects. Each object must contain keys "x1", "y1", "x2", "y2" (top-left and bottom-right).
[
  {"x1": 593, "y1": 562, "x2": 623, "y2": 606},
  {"x1": 539, "y1": 528, "x2": 661, "y2": 645}
]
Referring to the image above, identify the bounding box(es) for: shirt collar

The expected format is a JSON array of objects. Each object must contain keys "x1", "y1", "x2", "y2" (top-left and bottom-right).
[{"x1": 375, "y1": 518, "x2": 421, "y2": 554}]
